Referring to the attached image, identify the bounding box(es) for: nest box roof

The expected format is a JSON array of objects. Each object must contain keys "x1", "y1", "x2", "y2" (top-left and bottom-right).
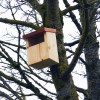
[{"x1": 23, "y1": 27, "x2": 56, "y2": 39}]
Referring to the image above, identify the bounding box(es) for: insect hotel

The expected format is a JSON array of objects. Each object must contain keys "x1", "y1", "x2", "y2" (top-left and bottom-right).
[{"x1": 23, "y1": 27, "x2": 59, "y2": 69}]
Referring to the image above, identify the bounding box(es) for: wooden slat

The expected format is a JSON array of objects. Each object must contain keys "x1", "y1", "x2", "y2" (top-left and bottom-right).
[
  {"x1": 40, "y1": 41, "x2": 49, "y2": 61},
  {"x1": 45, "y1": 32, "x2": 59, "y2": 63},
  {"x1": 27, "y1": 45, "x2": 41, "y2": 65}
]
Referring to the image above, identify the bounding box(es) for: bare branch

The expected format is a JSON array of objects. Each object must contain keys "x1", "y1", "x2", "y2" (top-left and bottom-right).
[
  {"x1": 66, "y1": 48, "x2": 88, "y2": 67},
  {"x1": 75, "y1": 86, "x2": 88, "y2": 99},
  {"x1": 0, "y1": 18, "x2": 40, "y2": 29},
  {"x1": 63, "y1": 0, "x2": 82, "y2": 34},
  {"x1": 0, "y1": 40, "x2": 26, "y2": 49},
  {"x1": 62, "y1": 4, "x2": 80, "y2": 15},
  {"x1": 61, "y1": 0, "x2": 89, "y2": 81},
  {"x1": 0, "y1": 91, "x2": 13, "y2": 100},
  {"x1": 64, "y1": 40, "x2": 79, "y2": 47},
  {"x1": 0, "y1": 71, "x2": 28, "y2": 88},
  {"x1": 0, "y1": 76, "x2": 22, "y2": 100}
]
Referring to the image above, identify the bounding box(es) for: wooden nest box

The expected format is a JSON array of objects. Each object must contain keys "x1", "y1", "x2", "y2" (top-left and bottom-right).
[{"x1": 23, "y1": 27, "x2": 59, "y2": 69}]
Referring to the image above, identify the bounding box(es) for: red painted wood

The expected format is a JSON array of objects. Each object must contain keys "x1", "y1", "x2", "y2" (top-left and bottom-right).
[{"x1": 23, "y1": 27, "x2": 56, "y2": 39}]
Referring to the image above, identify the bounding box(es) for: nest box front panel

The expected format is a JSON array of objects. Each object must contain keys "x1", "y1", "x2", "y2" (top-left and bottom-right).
[
  {"x1": 27, "y1": 41, "x2": 48, "y2": 65},
  {"x1": 27, "y1": 44, "x2": 41, "y2": 65}
]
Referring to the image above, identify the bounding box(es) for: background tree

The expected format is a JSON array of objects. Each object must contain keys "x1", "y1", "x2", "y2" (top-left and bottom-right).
[{"x1": 0, "y1": 0, "x2": 100, "y2": 100}]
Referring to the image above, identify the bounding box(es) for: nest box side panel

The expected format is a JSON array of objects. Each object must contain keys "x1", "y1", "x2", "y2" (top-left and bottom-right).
[
  {"x1": 27, "y1": 44, "x2": 42, "y2": 65},
  {"x1": 45, "y1": 32, "x2": 59, "y2": 63}
]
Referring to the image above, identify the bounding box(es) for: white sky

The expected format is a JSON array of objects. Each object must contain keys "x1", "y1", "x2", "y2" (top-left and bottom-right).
[{"x1": 0, "y1": 0, "x2": 100, "y2": 100}]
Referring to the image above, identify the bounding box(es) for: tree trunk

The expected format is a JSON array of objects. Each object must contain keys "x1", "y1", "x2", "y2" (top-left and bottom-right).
[
  {"x1": 79, "y1": 0, "x2": 100, "y2": 99},
  {"x1": 84, "y1": 39, "x2": 100, "y2": 100},
  {"x1": 45, "y1": 0, "x2": 78, "y2": 100},
  {"x1": 84, "y1": 23, "x2": 100, "y2": 100}
]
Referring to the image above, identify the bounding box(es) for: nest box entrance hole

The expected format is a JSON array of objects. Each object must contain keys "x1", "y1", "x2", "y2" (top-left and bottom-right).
[{"x1": 28, "y1": 33, "x2": 44, "y2": 46}]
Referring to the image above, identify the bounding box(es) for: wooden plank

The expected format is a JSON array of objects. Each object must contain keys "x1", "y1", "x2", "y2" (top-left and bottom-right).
[
  {"x1": 40, "y1": 41, "x2": 49, "y2": 61},
  {"x1": 45, "y1": 32, "x2": 59, "y2": 63},
  {"x1": 27, "y1": 45, "x2": 41, "y2": 65}
]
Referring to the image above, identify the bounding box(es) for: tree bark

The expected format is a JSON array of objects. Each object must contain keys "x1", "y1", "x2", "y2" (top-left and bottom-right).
[
  {"x1": 84, "y1": 22, "x2": 100, "y2": 99},
  {"x1": 45, "y1": 0, "x2": 78, "y2": 100},
  {"x1": 79, "y1": 0, "x2": 100, "y2": 99}
]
